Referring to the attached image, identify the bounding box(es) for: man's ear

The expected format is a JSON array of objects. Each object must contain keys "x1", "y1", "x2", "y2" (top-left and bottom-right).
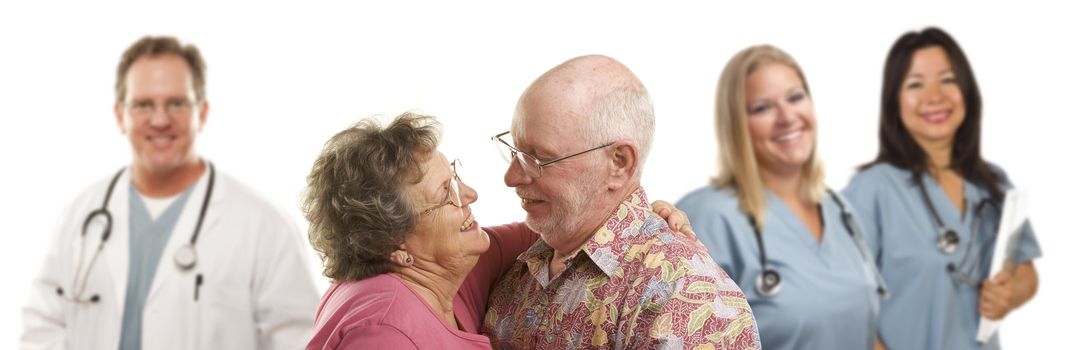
[
  {"x1": 196, "y1": 100, "x2": 209, "y2": 132},
  {"x1": 606, "y1": 141, "x2": 638, "y2": 190},
  {"x1": 114, "y1": 102, "x2": 127, "y2": 134}
]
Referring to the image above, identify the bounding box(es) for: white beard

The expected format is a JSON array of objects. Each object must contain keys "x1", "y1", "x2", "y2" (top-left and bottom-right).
[{"x1": 525, "y1": 165, "x2": 603, "y2": 247}]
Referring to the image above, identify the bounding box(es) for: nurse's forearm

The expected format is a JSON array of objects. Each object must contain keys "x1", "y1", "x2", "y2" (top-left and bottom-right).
[
  {"x1": 875, "y1": 336, "x2": 887, "y2": 350},
  {"x1": 1010, "y1": 262, "x2": 1038, "y2": 310}
]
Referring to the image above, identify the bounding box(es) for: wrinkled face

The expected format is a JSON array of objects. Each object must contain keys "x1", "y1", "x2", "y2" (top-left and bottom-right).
[
  {"x1": 504, "y1": 96, "x2": 606, "y2": 246},
  {"x1": 115, "y1": 55, "x2": 206, "y2": 176},
  {"x1": 745, "y1": 63, "x2": 816, "y2": 174},
  {"x1": 899, "y1": 46, "x2": 966, "y2": 148},
  {"x1": 406, "y1": 151, "x2": 488, "y2": 265}
]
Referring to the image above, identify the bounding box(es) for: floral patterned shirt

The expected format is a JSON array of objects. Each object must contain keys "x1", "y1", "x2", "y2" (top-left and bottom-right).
[{"x1": 482, "y1": 187, "x2": 761, "y2": 349}]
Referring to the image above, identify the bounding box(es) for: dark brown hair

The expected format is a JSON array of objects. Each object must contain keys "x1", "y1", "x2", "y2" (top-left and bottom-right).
[
  {"x1": 863, "y1": 27, "x2": 1003, "y2": 200},
  {"x1": 115, "y1": 36, "x2": 206, "y2": 102}
]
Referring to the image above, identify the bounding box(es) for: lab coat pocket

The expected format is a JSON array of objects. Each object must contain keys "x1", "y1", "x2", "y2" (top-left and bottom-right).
[
  {"x1": 67, "y1": 302, "x2": 114, "y2": 350},
  {"x1": 195, "y1": 273, "x2": 256, "y2": 348},
  {"x1": 63, "y1": 268, "x2": 121, "y2": 349},
  {"x1": 187, "y1": 274, "x2": 202, "y2": 350}
]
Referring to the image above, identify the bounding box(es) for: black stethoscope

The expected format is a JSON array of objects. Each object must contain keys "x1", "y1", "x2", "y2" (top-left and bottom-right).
[
  {"x1": 916, "y1": 181, "x2": 999, "y2": 287},
  {"x1": 56, "y1": 163, "x2": 215, "y2": 304},
  {"x1": 747, "y1": 190, "x2": 889, "y2": 299}
]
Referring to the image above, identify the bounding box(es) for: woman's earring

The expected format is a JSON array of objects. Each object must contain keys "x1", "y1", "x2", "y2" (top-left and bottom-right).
[{"x1": 392, "y1": 251, "x2": 413, "y2": 267}]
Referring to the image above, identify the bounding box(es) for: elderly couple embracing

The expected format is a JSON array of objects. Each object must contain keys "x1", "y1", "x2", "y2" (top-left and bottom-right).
[{"x1": 302, "y1": 55, "x2": 761, "y2": 350}]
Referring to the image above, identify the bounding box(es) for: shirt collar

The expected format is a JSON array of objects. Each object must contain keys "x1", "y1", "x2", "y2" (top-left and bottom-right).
[{"x1": 517, "y1": 186, "x2": 658, "y2": 279}]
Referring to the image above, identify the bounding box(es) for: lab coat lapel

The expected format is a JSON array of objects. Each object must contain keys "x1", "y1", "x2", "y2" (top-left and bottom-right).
[
  {"x1": 103, "y1": 170, "x2": 132, "y2": 316},
  {"x1": 144, "y1": 165, "x2": 222, "y2": 305}
]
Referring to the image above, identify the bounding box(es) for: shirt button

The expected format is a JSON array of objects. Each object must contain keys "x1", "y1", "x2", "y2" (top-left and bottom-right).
[{"x1": 946, "y1": 263, "x2": 956, "y2": 273}]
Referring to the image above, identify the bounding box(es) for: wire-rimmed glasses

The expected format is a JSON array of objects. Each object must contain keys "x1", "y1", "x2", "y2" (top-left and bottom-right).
[
  {"x1": 420, "y1": 159, "x2": 464, "y2": 215},
  {"x1": 491, "y1": 131, "x2": 613, "y2": 178},
  {"x1": 125, "y1": 98, "x2": 196, "y2": 118}
]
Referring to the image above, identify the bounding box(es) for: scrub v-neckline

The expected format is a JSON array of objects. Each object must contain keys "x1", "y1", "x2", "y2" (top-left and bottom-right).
[
  {"x1": 765, "y1": 191, "x2": 835, "y2": 262},
  {"x1": 919, "y1": 174, "x2": 981, "y2": 233}
]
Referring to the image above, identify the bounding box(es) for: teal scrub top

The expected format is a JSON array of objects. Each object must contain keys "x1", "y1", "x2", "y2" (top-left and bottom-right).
[
  {"x1": 843, "y1": 163, "x2": 1042, "y2": 350},
  {"x1": 119, "y1": 184, "x2": 193, "y2": 350},
  {"x1": 678, "y1": 185, "x2": 880, "y2": 350}
]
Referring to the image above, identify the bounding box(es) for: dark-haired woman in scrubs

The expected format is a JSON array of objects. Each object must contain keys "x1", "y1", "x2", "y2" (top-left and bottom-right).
[{"x1": 844, "y1": 27, "x2": 1040, "y2": 350}]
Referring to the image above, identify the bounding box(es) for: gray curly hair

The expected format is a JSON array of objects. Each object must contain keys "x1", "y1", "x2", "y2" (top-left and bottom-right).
[{"x1": 302, "y1": 112, "x2": 441, "y2": 281}]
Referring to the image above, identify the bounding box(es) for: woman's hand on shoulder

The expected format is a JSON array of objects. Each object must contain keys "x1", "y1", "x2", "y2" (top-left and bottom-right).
[{"x1": 651, "y1": 200, "x2": 700, "y2": 243}]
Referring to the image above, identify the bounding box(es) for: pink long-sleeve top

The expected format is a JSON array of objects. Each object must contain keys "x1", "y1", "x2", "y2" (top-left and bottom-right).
[{"x1": 307, "y1": 223, "x2": 538, "y2": 349}]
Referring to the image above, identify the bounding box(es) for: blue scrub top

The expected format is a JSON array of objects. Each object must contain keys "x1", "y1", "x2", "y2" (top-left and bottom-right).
[
  {"x1": 843, "y1": 163, "x2": 1042, "y2": 350},
  {"x1": 120, "y1": 184, "x2": 194, "y2": 350},
  {"x1": 678, "y1": 185, "x2": 880, "y2": 350}
]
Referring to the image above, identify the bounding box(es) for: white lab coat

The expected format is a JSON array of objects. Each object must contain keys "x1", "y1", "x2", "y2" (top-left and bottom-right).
[{"x1": 21, "y1": 166, "x2": 321, "y2": 350}]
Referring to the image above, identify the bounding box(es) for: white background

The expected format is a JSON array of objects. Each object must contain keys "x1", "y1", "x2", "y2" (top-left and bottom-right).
[{"x1": 1, "y1": 0, "x2": 1062, "y2": 347}]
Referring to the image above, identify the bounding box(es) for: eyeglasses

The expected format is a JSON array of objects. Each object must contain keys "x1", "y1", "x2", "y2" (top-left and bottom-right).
[
  {"x1": 420, "y1": 159, "x2": 464, "y2": 215},
  {"x1": 491, "y1": 131, "x2": 613, "y2": 178},
  {"x1": 125, "y1": 98, "x2": 196, "y2": 118}
]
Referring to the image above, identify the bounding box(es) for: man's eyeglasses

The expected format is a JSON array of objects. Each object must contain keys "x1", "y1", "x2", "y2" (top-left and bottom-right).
[
  {"x1": 420, "y1": 159, "x2": 464, "y2": 215},
  {"x1": 125, "y1": 98, "x2": 196, "y2": 118},
  {"x1": 491, "y1": 131, "x2": 613, "y2": 178}
]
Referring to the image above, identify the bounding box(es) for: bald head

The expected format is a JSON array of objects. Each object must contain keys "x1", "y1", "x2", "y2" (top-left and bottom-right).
[
  {"x1": 514, "y1": 55, "x2": 655, "y2": 175},
  {"x1": 520, "y1": 55, "x2": 644, "y2": 107},
  {"x1": 504, "y1": 55, "x2": 656, "y2": 250}
]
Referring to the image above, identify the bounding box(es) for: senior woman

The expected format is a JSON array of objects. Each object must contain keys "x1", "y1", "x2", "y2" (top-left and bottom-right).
[
  {"x1": 677, "y1": 45, "x2": 887, "y2": 349},
  {"x1": 302, "y1": 112, "x2": 692, "y2": 349}
]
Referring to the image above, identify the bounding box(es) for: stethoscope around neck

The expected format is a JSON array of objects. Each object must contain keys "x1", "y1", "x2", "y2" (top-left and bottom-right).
[
  {"x1": 56, "y1": 162, "x2": 215, "y2": 304},
  {"x1": 916, "y1": 180, "x2": 999, "y2": 287},
  {"x1": 747, "y1": 190, "x2": 890, "y2": 300}
]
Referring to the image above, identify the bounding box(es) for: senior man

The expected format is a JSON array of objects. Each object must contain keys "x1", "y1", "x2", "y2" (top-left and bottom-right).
[{"x1": 483, "y1": 55, "x2": 761, "y2": 349}]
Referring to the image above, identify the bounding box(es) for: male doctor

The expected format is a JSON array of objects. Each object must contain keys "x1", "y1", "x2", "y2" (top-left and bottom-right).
[{"x1": 20, "y1": 36, "x2": 320, "y2": 349}]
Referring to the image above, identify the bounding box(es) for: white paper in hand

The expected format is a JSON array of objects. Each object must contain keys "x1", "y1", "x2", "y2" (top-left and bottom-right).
[{"x1": 976, "y1": 189, "x2": 1028, "y2": 343}]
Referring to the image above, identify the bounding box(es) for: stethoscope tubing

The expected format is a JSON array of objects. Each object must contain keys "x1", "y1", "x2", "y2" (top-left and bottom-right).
[
  {"x1": 60, "y1": 163, "x2": 214, "y2": 303},
  {"x1": 747, "y1": 189, "x2": 889, "y2": 299},
  {"x1": 916, "y1": 180, "x2": 999, "y2": 287},
  {"x1": 62, "y1": 168, "x2": 124, "y2": 303}
]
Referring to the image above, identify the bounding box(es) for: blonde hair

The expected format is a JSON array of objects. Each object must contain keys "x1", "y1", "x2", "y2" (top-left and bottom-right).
[{"x1": 712, "y1": 44, "x2": 825, "y2": 229}]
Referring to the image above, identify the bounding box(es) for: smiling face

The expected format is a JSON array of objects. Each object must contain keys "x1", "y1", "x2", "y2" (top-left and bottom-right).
[
  {"x1": 505, "y1": 103, "x2": 606, "y2": 247},
  {"x1": 899, "y1": 46, "x2": 966, "y2": 148},
  {"x1": 115, "y1": 54, "x2": 207, "y2": 177},
  {"x1": 405, "y1": 151, "x2": 489, "y2": 267},
  {"x1": 744, "y1": 63, "x2": 816, "y2": 175}
]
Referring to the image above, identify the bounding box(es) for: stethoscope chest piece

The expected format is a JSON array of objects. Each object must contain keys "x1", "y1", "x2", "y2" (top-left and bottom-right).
[
  {"x1": 756, "y1": 268, "x2": 783, "y2": 297},
  {"x1": 746, "y1": 189, "x2": 891, "y2": 300},
  {"x1": 936, "y1": 229, "x2": 960, "y2": 254},
  {"x1": 174, "y1": 244, "x2": 198, "y2": 270}
]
